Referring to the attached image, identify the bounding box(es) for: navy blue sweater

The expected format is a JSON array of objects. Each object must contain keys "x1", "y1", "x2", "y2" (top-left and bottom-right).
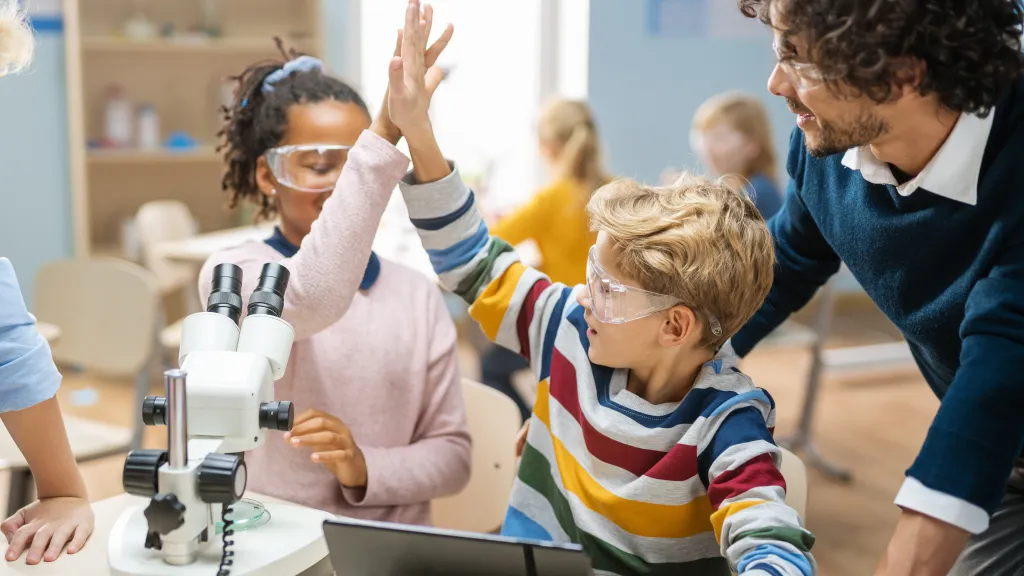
[{"x1": 733, "y1": 75, "x2": 1024, "y2": 515}]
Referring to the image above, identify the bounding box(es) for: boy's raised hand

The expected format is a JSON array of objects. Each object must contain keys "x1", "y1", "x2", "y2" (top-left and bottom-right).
[{"x1": 387, "y1": 0, "x2": 441, "y2": 143}]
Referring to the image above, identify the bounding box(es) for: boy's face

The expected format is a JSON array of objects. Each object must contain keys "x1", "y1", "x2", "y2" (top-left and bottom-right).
[{"x1": 576, "y1": 232, "x2": 696, "y2": 368}]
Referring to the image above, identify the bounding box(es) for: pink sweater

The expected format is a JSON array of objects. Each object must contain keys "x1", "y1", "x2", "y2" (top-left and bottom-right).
[{"x1": 197, "y1": 131, "x2": 471, "y2": 526}]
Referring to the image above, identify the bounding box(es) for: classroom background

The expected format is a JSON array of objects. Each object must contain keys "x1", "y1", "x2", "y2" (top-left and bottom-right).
[{"x1": 0, "y1": 1, "x2": 935, "y2": 575}]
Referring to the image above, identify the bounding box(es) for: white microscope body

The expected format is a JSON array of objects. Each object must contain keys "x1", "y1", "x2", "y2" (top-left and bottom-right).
[{"x1": 108, "y1": 263, "x2": 333, "y2": 576}]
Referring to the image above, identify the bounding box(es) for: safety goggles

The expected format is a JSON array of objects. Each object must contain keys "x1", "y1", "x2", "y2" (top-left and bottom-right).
[
  {"x1": 772, "y1": 41, "x2": 826, "y2": 91},
  {"x1": 585, "y1": 247, "x2": 723, "y2": 335},
  {"x1": 263, "y1": 144, "x2": 352, "y2": 193}
]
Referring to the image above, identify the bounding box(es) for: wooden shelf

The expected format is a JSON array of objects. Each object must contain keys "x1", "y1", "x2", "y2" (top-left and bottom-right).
[
  {"x1": 82, "y1": 36, "x2": 310, "y2": 55},
  {"x1": 88, "y1": 145, "x2": 221, "y2": 164}
]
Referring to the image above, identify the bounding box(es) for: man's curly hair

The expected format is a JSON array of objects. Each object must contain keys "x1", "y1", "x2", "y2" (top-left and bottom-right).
[{"x1": 739, "y1": 0, "x2": 1024, "y2": 116}]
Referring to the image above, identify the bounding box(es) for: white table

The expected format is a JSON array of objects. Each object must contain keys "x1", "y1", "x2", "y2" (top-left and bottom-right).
[
  {"x1": 0, "y1": 492, "x2": 329, "y2": 576},
  {"x1": 0, "y1": 418, "x2": 133, "y2": 518},
  {"x1": 35, "y1": 324, "x2": 61, "y2": 345}
]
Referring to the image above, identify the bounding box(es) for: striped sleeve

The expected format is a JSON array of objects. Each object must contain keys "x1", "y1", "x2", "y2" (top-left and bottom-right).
[
  {"x1": 399, "y1": 164, "x2": 573, "y2": 368},
  {"x1": 697, "y1": 400, "x2": 816, "y2": 576}
]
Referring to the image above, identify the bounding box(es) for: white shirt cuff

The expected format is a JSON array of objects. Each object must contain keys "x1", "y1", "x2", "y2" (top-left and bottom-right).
[{"x1": 894, "y1": 476, "x2": 990, "y2": 534}]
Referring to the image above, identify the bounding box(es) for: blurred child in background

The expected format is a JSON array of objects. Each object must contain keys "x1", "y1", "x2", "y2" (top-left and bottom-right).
[
  {"x1": 198, "y1": 6, "x2": 470, "y2": 526},
  {"x1": 690, "y1": 92, "x2": 784, "y2": 220},
  {"x1": 482, "y1": 98, "x2": 612, "y2": 421}
]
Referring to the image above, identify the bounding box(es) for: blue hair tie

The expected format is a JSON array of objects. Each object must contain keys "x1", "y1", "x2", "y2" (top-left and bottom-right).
[{"x1": 261, "y1": 56, "x2": 324, "y2": 95}]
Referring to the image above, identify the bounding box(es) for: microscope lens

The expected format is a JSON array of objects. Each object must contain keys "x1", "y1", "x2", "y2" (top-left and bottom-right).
[
  {"x1": 207, "y1": 263, "x2": 244, "y2": 325},
  {"x1": 247, "y1": 263, "x2": 290, "y2": 317}
]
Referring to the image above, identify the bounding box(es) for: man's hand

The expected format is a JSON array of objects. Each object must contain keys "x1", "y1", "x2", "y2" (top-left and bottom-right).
[
  {"x1": 515, "y1": 420, "x2": 530, "y2": 457},
  {"x1": 371, "y1": 12, "x2": 453, "y2": 145},
  {"x1": 2, "y1": 497, "x2": 94, "y2": 564},
  {"x1": 874, "y1": 508, "x2": 972, "y2": 576},
  {"x1": 286, "y1": 409, "x2": 368, "y2": 488}
]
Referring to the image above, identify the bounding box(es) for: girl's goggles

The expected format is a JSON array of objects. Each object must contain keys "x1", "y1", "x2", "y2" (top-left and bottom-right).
[
  {"x1": 586, "y1": 246, "x2": 723, "y2": 336},
  {"x1": 264, "y1": 144, "x2": 352, "y2": 193}
]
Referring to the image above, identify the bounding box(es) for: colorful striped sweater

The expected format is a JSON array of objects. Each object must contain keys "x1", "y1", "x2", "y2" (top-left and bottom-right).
[{"x1": 399, "y1": 165, "x2": 816, "y2": 576}]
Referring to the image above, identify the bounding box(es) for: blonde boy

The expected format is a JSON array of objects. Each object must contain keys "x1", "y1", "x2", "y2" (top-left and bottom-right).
[{"x1": 400, "y1": 166, "x2": 814, "y2": 575}]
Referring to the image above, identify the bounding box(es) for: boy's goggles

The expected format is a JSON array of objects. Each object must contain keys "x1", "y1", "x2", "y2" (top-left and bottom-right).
[
  {"x1": 586, "y1": 247, "x2": 723, "y2": 336},
  {"x1": 264, "y1": 144, "x2": 352, "y2": 193}
]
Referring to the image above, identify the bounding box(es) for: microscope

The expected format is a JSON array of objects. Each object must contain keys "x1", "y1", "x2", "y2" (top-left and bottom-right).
[{"x1": 108, "y1": 263, "x2": 333, "y2": 576}]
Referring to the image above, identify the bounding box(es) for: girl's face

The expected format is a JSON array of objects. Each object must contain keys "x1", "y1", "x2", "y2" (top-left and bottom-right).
[
  {"x1": 256, "y1": 100, "x2": 371, "y2": 242},
  {"x1": 690, "y1": 124, "x2": 760, "y2": 178}
]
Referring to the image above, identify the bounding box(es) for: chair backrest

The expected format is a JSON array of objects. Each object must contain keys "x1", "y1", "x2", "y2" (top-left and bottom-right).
[
  {"x1": 778, "y1": 446, "x2": 808, "y2": 519},
  {"x1": 432, "y1": 379, "x2": 524, "y2": 533},
  {"x1": 34, "y1": 258, "x2": 160, "y2": 376},
  {"x1": 135, "y1": 200, "x2": 199, "y2": 294}
]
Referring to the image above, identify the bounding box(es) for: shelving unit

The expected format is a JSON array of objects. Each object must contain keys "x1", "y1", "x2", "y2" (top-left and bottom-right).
[{"x1": 63, "y1": 0, "x2": 323, "y2": 256}]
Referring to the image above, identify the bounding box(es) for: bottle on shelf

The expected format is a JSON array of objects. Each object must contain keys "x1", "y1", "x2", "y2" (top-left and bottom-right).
[
  {"x1": 137, "y1": 104, "x2": 161, "y2": 150},
  {"x1": 104, "y1": 85, "x2": 134, "y2": 148}
]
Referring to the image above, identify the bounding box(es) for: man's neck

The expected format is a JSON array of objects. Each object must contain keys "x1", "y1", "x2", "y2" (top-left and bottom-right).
[
  {"x1": 868, "y1": 100, "x2": 960, "y2": 177},
  {"x1": 627, "y1": 348, "x2": 714, "y2": 405}
]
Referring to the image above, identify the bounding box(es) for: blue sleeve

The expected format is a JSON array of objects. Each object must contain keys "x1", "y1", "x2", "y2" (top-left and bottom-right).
[
  {"x1": 732, "y1": 128, "x2": 841, "y2": 356},
  {"x1": 0, "y1": 258, "x2": 61, "y2": 412},
  {"x1": 908, "y1": 237, "x2": 1024, "y2": 515}
]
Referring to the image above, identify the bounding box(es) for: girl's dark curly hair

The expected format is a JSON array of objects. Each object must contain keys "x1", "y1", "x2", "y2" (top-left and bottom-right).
[
  {"x1": 739, "y1": 0, "x2": 1024, "y2": 116},
  {"x1": 217, "y1": 38, "x2": 370, "y2": 220}
]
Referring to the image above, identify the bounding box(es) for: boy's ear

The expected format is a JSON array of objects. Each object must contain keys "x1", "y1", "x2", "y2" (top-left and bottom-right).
[
  {"x1": 660, "y1": 306, "x2": 698, "y2": 347},
  {"x1": 255, "y1": 157, "x2": 277, "y2": 198}
]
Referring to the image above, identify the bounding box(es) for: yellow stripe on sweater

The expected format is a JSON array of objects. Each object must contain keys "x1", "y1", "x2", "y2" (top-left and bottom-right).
[
  {"x1": 710, "y1": 499, "x2": 769, "y2": 542},
  {"x1": 469, "y1": 262, "x2": 527, "y2": 340},
  {"x1": 533, "y1": 380, "x2": 715, "y2": 540}
]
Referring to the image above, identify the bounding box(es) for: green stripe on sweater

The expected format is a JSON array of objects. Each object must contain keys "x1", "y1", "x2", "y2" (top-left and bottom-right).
[
  {"x1": 734, "y1": 526, "x2": 816, "y2": 552},
  {"x1": 453, "y1": 237, "x2": 515, "y2": 302},
  {"x1": 518, "y1": 444, "x2": 730, "y2": 575}
]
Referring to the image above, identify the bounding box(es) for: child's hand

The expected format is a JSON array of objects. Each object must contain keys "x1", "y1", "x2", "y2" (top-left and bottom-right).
[
  {"x1": 286, "y1": 409, "x2": 368, "y2": 488},
  {"x1": 515, "y1": 420, "x2": 530, "y2": 457},
  {"x1": 387, "y1": 0, "x2": 445, "y2": 144},
  {"x1": 2, "y1": 497, "x2": 94, "y2": 564},
  {"x1": 371, "y1": 13, "x2": 453, "y2": 145}
]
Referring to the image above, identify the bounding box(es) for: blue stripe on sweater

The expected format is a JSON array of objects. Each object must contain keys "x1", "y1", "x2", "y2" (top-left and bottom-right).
[
  {"x1": 539, "y1": 288, "x2": 572, "y2": 381},
  {"x1": 567, "y1": 306, "x2": 746, "y2": 429},
  {"x1": 697, "y1": 405, "x2": 776, "y2": 487},
  {"x1": 426, "y1": 220, "x2": 490, "y2": 273},
  {"x1": 747, "y1": 563, "x2": 786, "y2": 576},
  {"x1": 409, "y1": 191, "x2": 476, "y2": 231},
  {"x1": 737, "y1": 544, "x2": 813, "y2": 576},
  {"x1": 501, "y1": 506, "x2": 553, "y2": 541}
]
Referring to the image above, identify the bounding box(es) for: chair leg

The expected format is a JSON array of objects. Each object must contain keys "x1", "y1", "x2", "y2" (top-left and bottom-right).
[{"x1": 6, "y1": 469, "x2": 33, "y2": 518}]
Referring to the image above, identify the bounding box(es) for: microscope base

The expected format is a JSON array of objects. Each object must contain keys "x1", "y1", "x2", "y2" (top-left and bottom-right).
[{"x1": 108, "y1": 499, "x2": 333, "y2": 576}]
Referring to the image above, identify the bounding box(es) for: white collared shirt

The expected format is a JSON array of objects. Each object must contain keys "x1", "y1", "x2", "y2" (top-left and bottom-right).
[
  {"x1": 841, "y1": 109, "x2": 995, "y2": 535},
  {"x1": 841, "y1": 109, "x2": 994, "y2": 206}
]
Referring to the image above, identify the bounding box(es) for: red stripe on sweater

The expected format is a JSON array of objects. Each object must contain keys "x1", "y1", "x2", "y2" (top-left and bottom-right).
[
  {"x1": 707, "y1": 453, "x2": 787, "y2": 511},
  {"x1": 516, "y1": 279, "x2": 552, "y2": 361},
  {"x1": 548, "y1": 349, "x2": 699, "y2": 481}
]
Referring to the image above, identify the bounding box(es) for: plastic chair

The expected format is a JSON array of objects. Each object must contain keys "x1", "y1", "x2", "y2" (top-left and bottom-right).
[
  {"x1": 6, "y1": 258, "x2": 161, "y2": 514},
  {"x1": 134, "y1": 200, "x2": 199, "y2": 357},
  {"x1": 778, "y1": 445, "x2": 809, "y2": 519},
  {"x1": 432, "y1": 379, "x2": 524, "y2": 533}
]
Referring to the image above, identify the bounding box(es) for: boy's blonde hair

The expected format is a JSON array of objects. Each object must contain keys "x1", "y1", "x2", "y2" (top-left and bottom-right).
[
  {"x1": 692, "y1": 91, "x2": 777, "y2": 182},
  {"x1": 0, "y1": 1, "x2": 33, "y2": 77},
  {"x1": 587, "y1": 173, "x2": 774, "y2": 349}
]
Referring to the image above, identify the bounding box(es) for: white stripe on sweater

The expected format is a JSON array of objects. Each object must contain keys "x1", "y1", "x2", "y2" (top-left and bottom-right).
[{"x1": 708, "y1": 440, "x2": 782, "y2": 481}]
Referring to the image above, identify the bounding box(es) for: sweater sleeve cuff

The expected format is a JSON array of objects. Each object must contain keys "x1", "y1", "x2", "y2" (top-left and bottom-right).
[
  {"x1": 340, "y1": 447, "x2": 391, "y2": 508},
  {"x1": 894, "y1": 476, "x2": 990, "y2": 534},
  {"x1": 398, "y1": 162, "x2": 469, "y2": 221}
]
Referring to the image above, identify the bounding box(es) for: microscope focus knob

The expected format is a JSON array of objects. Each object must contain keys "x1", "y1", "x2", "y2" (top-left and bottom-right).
[
  {"x1": 142, "y1": 396, "x2": 167, "y2": 426},
  {"x1": 122, "y1": 449, "x2": 168, "y2": 497},
  {"x1": 144, "y1": 494, "x2": 186, "y2": 535},
  {"x1": 259, "y1": 401, "x2": 294, "y2": 431},
  {"x1": 198, "y1": 453, "x2": 247, "y2": 504}
]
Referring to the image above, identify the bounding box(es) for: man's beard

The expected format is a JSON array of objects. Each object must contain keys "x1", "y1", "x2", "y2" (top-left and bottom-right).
[{"x1": 787, "y1": 98, "x2": 889, "y2": 158}]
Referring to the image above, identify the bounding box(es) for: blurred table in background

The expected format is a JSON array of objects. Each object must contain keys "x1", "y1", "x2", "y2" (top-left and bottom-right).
[{"x1": 36, "y1": 323, "x2": 61, "y2": 344}]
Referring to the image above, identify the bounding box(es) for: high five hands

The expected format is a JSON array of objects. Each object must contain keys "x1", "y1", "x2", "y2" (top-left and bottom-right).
[{"x1": 372, "y1": 0, "x2": 454, "y2": 145}]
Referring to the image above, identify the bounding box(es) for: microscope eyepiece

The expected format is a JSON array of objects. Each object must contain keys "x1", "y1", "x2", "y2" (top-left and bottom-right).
[
  {"x1": 247, "y1": 262, "x2": 290, "y2": 317},
  {"x1": 207, "y1": 263, "x2": 244, "y2": 325}
]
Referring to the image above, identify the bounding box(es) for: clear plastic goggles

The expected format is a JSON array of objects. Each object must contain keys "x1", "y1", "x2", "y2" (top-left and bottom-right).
[
  {"x1": 586, "y1": 247, "x2": 723, "y2": 337},
  {"x1": 772, "y1": 41, "x2": 826, "y2": 91},
  {"x1": 263, "y1": 144, "x2": 352, "y2": 193}
]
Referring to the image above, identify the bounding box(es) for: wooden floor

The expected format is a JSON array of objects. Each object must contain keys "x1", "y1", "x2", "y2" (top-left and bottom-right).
[{"x1": 52, "y1": 296, "x2": 936, "y2": 576}]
